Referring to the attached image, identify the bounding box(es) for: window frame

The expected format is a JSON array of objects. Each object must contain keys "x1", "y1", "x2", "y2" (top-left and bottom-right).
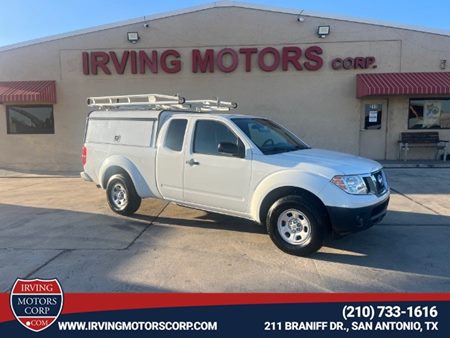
[
  {"x1": 6, "y1": 104, "x2": 55, "y2": 135},
  {"x1": 163, "y1": 118, "x2": 188, "y2": 152},
  {"x1": 408, "y1": 97, "x2": 450, "y2": 130},
  {"x1": 192, "y1": 119, "x2": 245, "y2": 158}
]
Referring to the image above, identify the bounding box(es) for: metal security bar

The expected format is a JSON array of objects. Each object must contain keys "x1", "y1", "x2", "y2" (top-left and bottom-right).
[{"x1": 86, "y1": 94, "x2": 238, "y2": 112}]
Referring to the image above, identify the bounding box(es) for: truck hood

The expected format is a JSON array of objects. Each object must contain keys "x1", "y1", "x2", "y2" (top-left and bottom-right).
[{"x1": 266, "y1": 148, "x2": 382, "y2": 177}]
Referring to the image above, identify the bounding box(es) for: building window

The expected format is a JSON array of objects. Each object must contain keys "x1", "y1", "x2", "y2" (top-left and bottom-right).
[
  {"x1": 408, "y1": 99, "x2": 450, "y2": 129},
  {"x1": 164, "y1": 119, "x2": 187, "y2": 151},
  {"x1": 6, "y1": 105, "x2": 54, "y2": 134},
  {"x1": 364, "y1": 104, "x2": 382, "y2": 129}
]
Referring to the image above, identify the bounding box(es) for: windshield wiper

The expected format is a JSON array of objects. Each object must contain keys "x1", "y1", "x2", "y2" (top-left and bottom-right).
[
  {"x1": 264, "y1": 146, "x2": 295, "y2": 154},
  {"x1": 263, "y1": 145, "x2": 308, "y2": 154}
]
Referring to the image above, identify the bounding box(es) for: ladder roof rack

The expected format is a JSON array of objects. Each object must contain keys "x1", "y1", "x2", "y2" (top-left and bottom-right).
[{"x1": 87, "y1": 93, "x2": 238, "y2": 112}]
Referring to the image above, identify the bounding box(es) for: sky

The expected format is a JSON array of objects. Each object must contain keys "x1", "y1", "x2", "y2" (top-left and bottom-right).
[{"x1": 1, "y1": 0, "x2": 450, "y2": 47}]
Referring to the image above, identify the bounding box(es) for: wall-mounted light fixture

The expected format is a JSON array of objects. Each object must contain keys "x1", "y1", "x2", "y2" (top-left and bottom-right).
[
  {"x1": 317, "y1": 25, "x2": 330, "y2": 38},
  {"x1": 127, "y1": 32, "x2": 140, "y2": 44},
  {"x1": 297, "y1": 10, "x2": 305, "y2": 22},
  {"x1": 440, "y1": 59, "x2": 447, "y2": 70}
]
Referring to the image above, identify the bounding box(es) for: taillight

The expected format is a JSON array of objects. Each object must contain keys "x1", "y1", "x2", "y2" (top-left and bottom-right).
[{"x1": 81, "y1": 145, "x2": 87, "y2": 166}]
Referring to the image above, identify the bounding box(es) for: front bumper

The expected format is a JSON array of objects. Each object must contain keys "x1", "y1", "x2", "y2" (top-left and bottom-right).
[{"x1": 327, "y1": 195, "x2": 389, "y2": 235}]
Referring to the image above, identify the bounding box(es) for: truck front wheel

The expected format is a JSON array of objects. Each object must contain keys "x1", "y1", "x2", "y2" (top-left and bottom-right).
[
  {"x1": 106, "y1": 174, "x2": 141, "y2": 216},
  {"x1": 266, "y1": 195, "x2": 328, "y2": 256}
]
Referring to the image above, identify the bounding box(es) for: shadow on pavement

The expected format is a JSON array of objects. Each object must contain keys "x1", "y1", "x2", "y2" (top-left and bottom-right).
[
  {"x1": 381, "y1": 209, "x2": 450, "y2": 225},
  {"x1": 1, "y1": 202, "x2": 449, "y2": 291},
  {"x1": 314, "y1": 210, "x2": 450, "y2": 278},
  {"x1": 130, "y1": 211, "x2": 267, "y2": 234}
]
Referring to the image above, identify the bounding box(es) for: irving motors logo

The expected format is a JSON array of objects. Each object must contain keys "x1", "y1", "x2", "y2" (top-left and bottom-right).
[{"x1": 10, "y1": 279, "x2": 64, "y2": 332}]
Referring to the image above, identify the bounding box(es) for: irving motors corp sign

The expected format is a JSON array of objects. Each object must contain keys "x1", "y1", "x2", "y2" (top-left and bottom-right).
[{"x1": 81, "y1": 46, "x2": 376, "y2": 75}]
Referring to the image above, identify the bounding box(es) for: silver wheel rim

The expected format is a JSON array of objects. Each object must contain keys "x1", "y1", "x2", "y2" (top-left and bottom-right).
[
  {"x1": 277, "y1": 208, "x2": 312, "y2": 246},
  {"x1": 111, "y1": 183, "x2": 128, "y2": 210}
]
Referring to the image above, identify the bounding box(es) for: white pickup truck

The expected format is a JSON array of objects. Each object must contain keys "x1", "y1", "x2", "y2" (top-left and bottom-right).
[{"x1": 81, "y1": 94, "x2": 389, "y2": 256}]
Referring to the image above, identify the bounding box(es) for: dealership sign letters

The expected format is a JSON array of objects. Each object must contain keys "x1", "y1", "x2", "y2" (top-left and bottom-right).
[{"x1": 82, "y1": 46, "x2": 376, "y2": 75}]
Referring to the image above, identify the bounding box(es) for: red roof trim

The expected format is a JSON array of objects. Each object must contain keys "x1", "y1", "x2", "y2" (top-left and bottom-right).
[
  {"x1": 356, "y1": 72, "x2": 450, "y2": 98},
  {"x1": 0, "y1": 81, "x2": 56, "y2": 103}
]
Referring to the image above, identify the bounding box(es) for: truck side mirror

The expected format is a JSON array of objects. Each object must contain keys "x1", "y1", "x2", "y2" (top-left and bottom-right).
[{"x1": 218, "y1": 142, "x2": 243, "y2": 157}]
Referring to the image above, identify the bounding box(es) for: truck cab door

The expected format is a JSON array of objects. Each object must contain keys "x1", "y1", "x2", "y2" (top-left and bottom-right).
[
  {"x1": 156, "y1": 118, "x2": 188, "y2": 200},
  {"x1": 183, "y1": 119, "x2": 251, "y2": 214}
]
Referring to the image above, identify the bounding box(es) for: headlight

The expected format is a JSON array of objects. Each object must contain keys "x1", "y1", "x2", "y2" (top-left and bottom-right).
[{"x1": 331, "y1": 175, "x2": 368, "y2": 194}]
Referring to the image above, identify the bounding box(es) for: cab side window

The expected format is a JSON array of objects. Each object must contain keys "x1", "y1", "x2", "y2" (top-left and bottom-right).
[
  {"x1": 193, "y1": 120, "x2": 241, "y2": 156},
  {"x1": 164, "y1": 119, "x2": 187, "y2": 151}
]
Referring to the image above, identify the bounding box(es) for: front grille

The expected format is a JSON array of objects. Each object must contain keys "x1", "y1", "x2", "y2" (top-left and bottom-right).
[
  {"x1": 372, "y1": 170, "x2": 386, "y2": 193},
  {"x1": 364, "y1": 170, "x2": 387, "y2": 195}
]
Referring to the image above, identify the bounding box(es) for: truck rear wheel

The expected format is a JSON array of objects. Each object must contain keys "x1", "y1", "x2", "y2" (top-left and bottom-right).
[
  {"x1": 106, "y1": 174, "x2": 141, "y2": 215},
  {"x1": 266, "y1": 195, "x2": 328, "y2": 256}
]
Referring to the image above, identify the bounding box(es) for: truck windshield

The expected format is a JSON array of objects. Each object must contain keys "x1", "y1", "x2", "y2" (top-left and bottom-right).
[{"x1": 232, "y1": 118, "x2": 310, "y2": 155}]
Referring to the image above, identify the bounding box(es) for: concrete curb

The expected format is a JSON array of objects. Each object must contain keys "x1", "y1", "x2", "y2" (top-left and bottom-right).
[
  {"x1": 0, "y1": 169, "x2": 79, "y2": 178},
  {"x1": 380, "y1": 161, "x2": 450, "y2": 169}
]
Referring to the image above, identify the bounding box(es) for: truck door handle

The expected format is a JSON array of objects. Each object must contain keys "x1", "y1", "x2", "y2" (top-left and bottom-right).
[{"x1": 186, "y1": 159, "x2": 200, "y2": 166}]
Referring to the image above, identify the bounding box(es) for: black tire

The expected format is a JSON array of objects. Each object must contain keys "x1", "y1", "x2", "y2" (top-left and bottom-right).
[
  {"x1": 266, "y1": 195, "x2": 329, "y2": 256},
  {"x1": 106, "y1": 173, "x2": 141, "y2": 216}
]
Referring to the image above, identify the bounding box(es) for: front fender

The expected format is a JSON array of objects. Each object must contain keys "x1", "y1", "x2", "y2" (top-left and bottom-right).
[
  {"x1": 250, "y1": 170, "x2": 329, "y2": 223},
  {"x1": 98, "y1": 155, "x2": 153, "y2": 198}
]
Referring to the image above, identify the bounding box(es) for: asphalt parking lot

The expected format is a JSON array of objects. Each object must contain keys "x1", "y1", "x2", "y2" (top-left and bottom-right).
[{"x1": 1, "y1": 168, "x2": 449, "y2": 292}]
